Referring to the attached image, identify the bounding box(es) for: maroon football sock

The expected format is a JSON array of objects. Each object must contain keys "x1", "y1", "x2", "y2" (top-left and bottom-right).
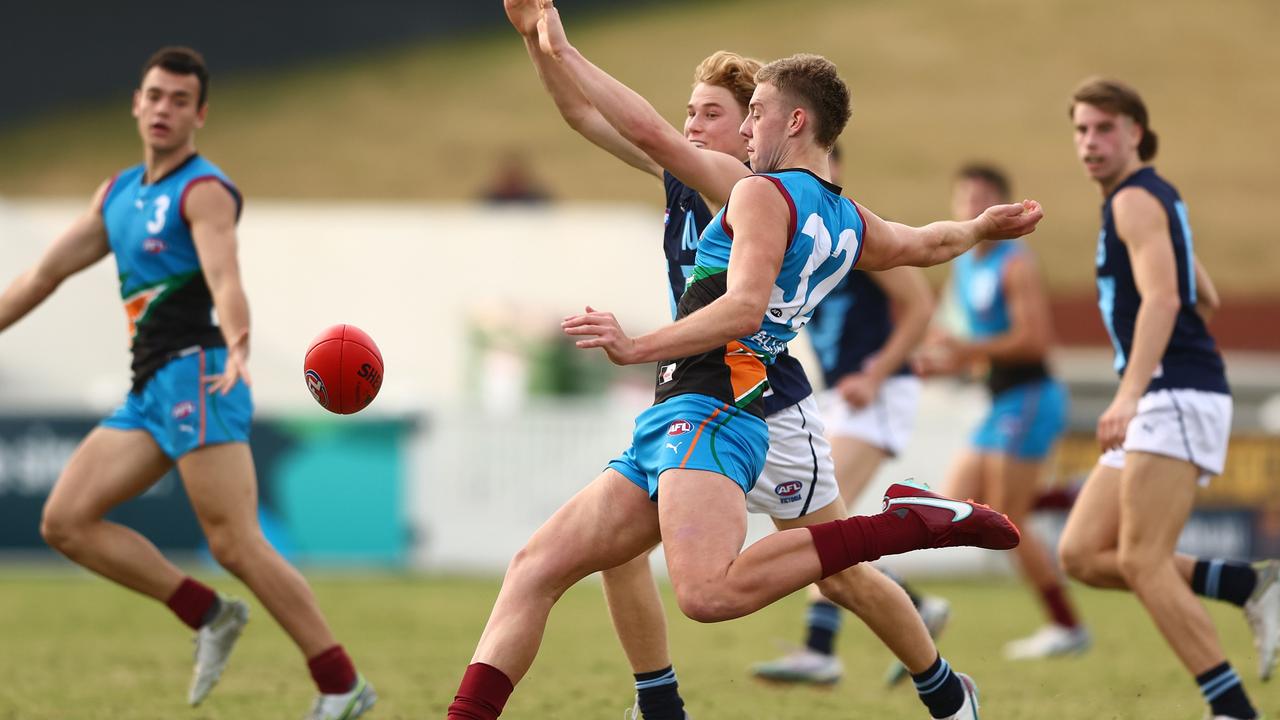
[
  {"x1": 1039, "y1": 584, "x2": 1080, "y2": 629},
  {"x1": 308, "y1": 645, "x2": 358, "y2": 694},
  {"x1": 165, "y1": 577, "x2": 218, "y2": 630},
  {"x1": 807, "y1": 510, "x2": 930, "y2": 579},
  {"x1": 447, "y1": 662, "x2": 515, "y2": 720}
]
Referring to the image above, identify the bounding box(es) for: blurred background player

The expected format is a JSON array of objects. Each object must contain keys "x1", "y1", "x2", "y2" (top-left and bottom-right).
[
  {"x1": 0, "y1": 47, "x2": 375, "y2": 720},
  {"x1": 916, "y1": 163, "x2": 1088, "y2": 660},
  {"x1": 752, "y1": 145, "x2": 950, "y2": 686},
  {"x1": 1057, "y1": 78, "x2": 1279, "y2": 720},
  {"x1": 506, "y1": 2, "x2": 964, "y2": 716},
  {"x1": 444, "y1": 40, "x2": 1035, "y2": 720}
]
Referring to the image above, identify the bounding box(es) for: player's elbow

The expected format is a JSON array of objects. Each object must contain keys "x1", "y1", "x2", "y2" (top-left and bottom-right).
[
  {"x1": 27, "y1": 267, "x2": 63, "y2": 300},
  {"x1": 1141, "y1": 290, "x2": 1182, "y2": 315},
  {"x1": 727, "y1": 305, "x2": 766, "y2": 339}
]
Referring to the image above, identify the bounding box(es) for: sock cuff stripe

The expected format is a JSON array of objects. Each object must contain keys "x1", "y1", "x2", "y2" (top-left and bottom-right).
[
  {"x1": 807, "y1": 616, "x2": 842, "y2": 631},
  {"x1": 635, "y1": 671, "x2": 677, "y2": 690},
  {"x1": 1207, "y1": 559, "x2": 1224, "y2": 599},
  {"x1": 1199, "y1": 670, "x2": 1241, "y2": 699},
  {"x1": 914, "y1": 660, "x2": 952, "y2": 694}
]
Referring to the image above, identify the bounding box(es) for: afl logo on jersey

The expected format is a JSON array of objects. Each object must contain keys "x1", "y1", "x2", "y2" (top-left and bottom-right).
[
  {"x1": 143, "y1": 237, "x2": 167, "y2": 254},
  {"x1": 667, "y1": 420, "x2": 693, "y2": 436},
  {"x1": 305, "y1": 369, "x2": 329, "y2": 407},
  {"x1": 171, "y1": 401, "x2": 196, "y2": 420}
]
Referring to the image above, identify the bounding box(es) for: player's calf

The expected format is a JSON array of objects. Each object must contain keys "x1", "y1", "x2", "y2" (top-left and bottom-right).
[{"x1": 807, "y1": 482, "x2": 1019, "y2": 580}]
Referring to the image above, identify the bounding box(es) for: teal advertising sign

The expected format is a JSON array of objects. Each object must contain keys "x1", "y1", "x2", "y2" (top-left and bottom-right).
[{"x1": 0, "y1": 416, "x2": 415, "y2": 567}]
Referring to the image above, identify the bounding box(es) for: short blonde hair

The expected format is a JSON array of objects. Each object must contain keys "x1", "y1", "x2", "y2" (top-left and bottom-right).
[
  {"x1": 756, "y1": 53, "x2": 851, "y2": 149},
  {"x1": 693, "y1": 51, "x2": 763, "y2": 111}
]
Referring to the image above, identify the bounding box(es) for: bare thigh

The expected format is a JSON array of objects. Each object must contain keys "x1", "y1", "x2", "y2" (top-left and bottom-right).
[
  {"x1": 941, "y1": 449, "x2": 984, "y2": 503},
  {"x1": 43, "y1": 427, "x2": 173, "y2": 529},
  {"x1": 828, "y1": 435, "x2": 889, "y2": 510}
]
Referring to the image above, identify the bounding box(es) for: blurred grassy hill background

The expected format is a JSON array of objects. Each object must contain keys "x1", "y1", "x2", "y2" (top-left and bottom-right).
[{"x1": 2, "y1": 0, "x2": 1276, "y2": 294}]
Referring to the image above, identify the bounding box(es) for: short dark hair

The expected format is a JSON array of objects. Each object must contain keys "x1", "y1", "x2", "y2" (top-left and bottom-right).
[
  {"x1": 755, "y1": 53, "x2": 851, "y2": 150},
  {"x1": 955, "y1": 163, "x2": 1011, "y2": 202},
  {"x1": 1070, "y1": 77, "x2": 1158, "y2": 161},
  {"x1": 141, "y1": 46, "x2": 209, "y2": 107}
]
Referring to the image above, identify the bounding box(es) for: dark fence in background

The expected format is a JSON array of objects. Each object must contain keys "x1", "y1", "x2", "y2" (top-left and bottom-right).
[{"x1": 1, "y1": 0, "x2": 674, "y2": 127}]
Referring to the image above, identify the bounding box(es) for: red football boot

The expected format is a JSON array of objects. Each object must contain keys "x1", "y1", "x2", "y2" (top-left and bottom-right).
[{"x1": 882, "y1": 481, "x2": 1020, "y2": 551}]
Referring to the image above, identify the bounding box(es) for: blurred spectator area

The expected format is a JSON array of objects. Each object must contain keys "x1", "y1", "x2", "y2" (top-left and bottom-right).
[{"x1": 0, "y1": 0, "x2": 675, "y2": 127}]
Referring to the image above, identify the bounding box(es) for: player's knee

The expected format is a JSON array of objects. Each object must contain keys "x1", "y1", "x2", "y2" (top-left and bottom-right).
[
  {"x1": 206, "y1": 529, "x2": 253, "y2": 576},
  {"x1": 39, "y1": 504, "x2": 82, "y2": 554},
  {"x1": 672, "y1": 583, "x2": 743, "y2": 623},
  {"x1": 1116, "y1": 546, "x2": 1156, "y2": 587},
  {"x1": 1058, "y1": 541, "x2": 1096, "y2": 584},
  {"x1": 815, "y1": 573, "x2": 863, "y2": 613},
  {"x1": 505, "y1": 543, "x2": 573, "y2": 598}
]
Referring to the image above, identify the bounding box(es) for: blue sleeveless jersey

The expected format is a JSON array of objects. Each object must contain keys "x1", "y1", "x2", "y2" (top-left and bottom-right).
[
  {"x1": 954, "y1": 240, "x2": 1024, "y2": 339},
  {"x1": 807, "y1": 270, "x2": 910, "y2": 388},
  {"x1": 953, "y1": 240, "x2": 1052, "y2": 394},
  {"x1": 100, "y1": 154, "x2": 242, "y2": 391},
  {"x1": 654, "y1": 169, "x2": 863, "y2": 418},
  {"x1": 1096, "y1": 167, "x2": 1227, "y2": 394},
  {"x1": 663, "y1": 172, "x2": 811, "y2": 415}
]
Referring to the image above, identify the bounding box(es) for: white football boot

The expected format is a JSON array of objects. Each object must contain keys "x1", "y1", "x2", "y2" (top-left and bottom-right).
[
  {"x1": 304, "y1": 674, "x2": 377, "y2": 720},
  {"x1": 750, "y1": 647, "x2": 843, "y2": 684},
  {"x1": 1244, "y1": 559, "x2": 1280, "y2": 681},
  {"x1": 1003, "y1": 624, "x2": 1091, "y2": 660},
  {"x1": 188, "y1": 596, "x2": 250, "y2": 705}
]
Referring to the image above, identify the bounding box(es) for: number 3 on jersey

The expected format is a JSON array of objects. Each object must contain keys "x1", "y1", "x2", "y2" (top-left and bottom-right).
[{"x1": 146, "y1": 195, "x2": 171, "y2": 235}]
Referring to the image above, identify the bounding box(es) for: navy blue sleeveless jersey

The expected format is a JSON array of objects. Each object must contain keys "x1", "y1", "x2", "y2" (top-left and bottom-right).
[
  {"x1": 1096, "y1": 167, "x2": 1227, "y2": 394},
  {"x1": 100, "y1": 154, "x2": 241, "y2": 391},
  {"x1": 807, "y1": 270, "x2": 910, "y2": 388},
  {"x1": 662, "y1": 171, "x2": 812, "y2": 415}
]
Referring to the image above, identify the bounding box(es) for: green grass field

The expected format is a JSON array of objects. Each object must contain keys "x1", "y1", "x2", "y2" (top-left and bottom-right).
[{"x1": 0, "y1": 570, "x2": 1275, "y2": 719}]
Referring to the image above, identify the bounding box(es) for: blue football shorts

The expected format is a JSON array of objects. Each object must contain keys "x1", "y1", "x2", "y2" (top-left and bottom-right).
[
  {"x1": 971, "y1": 379, "x2": 1068, "y2": 461},
  {"x1": 608, "y1": 393, "x2": 769, "y2": 500},
  {"x1": 102, "y1": 346, "x2": 253, "y2": 460}
]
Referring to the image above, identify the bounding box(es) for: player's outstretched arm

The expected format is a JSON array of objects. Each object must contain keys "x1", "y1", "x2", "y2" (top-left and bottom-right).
[
  {"x1": 505, "y1": 0, "x2": 660, "y2": 177},
  {"x1": 187, "y1": 180, "x2": 252, "y2": 394},
  {"x1": 562, "y1": 177, "x2": 786, "y2": 364},
  {"x1": 538, "y1": 3, "x2": 748, "y2": 206},
  {"x1": 949, "y1": 252, "x2": 1052, "y2": 364},
  {"x1": 0, "y1": 180, "x2": 111, "y2": 334},
  {"x1": 1096, "y1": 186, "x2": 1181, "y2": 449},
  {"x1": 855, "y1": 200, "x2": 1044, "y2": 271}
]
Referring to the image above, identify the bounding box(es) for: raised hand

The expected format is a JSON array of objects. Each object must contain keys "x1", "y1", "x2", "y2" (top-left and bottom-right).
[
  {"x1": 978, "y1": 199, "x2": 1044, "y2": 241},
  {"x1": 537, "y1": 0, "x2": 571, "y2": 59},
  {"x1": 503, "y1": 0, "x2": 541, "y2": 38}
]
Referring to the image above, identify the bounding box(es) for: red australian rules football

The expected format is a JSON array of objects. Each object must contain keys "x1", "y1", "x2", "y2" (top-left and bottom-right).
[{"x1": 303, "y1": 324, "x2": 384, "y2": 414}]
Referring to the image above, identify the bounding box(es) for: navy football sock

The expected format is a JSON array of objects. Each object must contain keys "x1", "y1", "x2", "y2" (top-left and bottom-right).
[
  {"x1": 912, "y1": 655, "x2": 965, "y2": 719},
  {"x1": 1197, "y1": 662, "x2": 1256, "y2": 719},
  {"x1": 635, "y1": 665, "x2": 685, "y2": 720},
  {"x1": 804, "y1": 600, "x2": 841, "y2": 656},
  {"x1": 1191, "y1": 559, "x2": 1257, "y2": 607}
]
